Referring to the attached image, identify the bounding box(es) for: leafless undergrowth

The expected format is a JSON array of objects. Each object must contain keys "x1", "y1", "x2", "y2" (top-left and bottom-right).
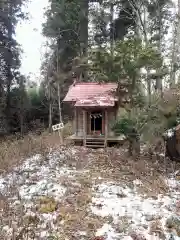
[{"x1": 0, "y1": 132, "x2": 64, "y2": 173}]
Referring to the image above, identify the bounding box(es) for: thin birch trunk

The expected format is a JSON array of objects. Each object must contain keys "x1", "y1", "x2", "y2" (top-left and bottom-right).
[
  {"x1": 170, "y1": 22, "x2": 177, "y2": 88},
  {"x1": 170, "y1": 0, "x2": 180, "y2": 87}
]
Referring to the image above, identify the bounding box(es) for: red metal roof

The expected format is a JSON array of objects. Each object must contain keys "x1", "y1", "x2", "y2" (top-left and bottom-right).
[{"x1": 63, "y1": 83, "x2": 118, "y2": 106}]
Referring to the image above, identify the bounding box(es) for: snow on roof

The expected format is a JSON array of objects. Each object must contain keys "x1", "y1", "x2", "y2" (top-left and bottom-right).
[
  {"x1": 63, "y1": 82, "x2": 118, "y2": 106},
  {"x1": 75, "y1": 96, "x2": 116, "y2": 107}
]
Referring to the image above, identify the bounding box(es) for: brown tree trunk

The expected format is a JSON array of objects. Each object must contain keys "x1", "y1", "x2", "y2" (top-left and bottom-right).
[
  {"x1": 156, "y1": 3, "x2": 163, "y2": 93},
  {"x1": 79, "y1": 0, "x2": 89, "y2": 81},
  {"x1": 48, "y1": 84, "x2": 52, "y2": 133},
  {"x1": 56, "y1": 45, "x2": 63, "y2": 143},
  {"x1": 110, "y1": 2, "x2": 114, "y2": 57},
  {"x1": 6, "y1": 1, "x2": 13, "y2": 132}
]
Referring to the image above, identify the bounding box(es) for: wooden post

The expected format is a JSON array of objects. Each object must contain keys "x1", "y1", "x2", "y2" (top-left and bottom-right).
[
  {"x1": 83, "y1": 110, "x2": 86, "y2": 146},
  {"x1": 73, "y1": 109, "x2": 76, "y2": 135},
  {"x1": 105, "y1": 110, "x2": 108, "y2": 148},
  {"x1": 74, "y1": 107, "x2": 78, "y2": 136}
]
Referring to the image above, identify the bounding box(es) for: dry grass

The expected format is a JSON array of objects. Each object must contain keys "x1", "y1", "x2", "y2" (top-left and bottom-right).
[
  {"x1": 62, "y1": 121, "x2": 73, "y2": 138},
  {"x1": 0, "y1": 132, "x2": 62, "y2": 173},
  {"x1": 80, "y1": 147, "x2": 175, "y2": 196},
  {"x1": 59, "y1": 171, "x2": 105, "y2": 240},
  {"x1": 0, "y1": 121, "x2": 73, "y2": 173}
]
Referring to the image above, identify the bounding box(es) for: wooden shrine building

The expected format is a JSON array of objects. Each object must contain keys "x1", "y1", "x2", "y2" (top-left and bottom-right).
[{"x1": 63, "y1": 82, "x2": 125, "y2": 147}]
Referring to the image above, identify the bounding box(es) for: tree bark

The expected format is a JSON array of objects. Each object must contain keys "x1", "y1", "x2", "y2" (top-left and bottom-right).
[
  {"x1": 170, "y1": 23, "x2": 177, "y2": 88},
  {"x1": 48, "y1": 84, "x2": 52, "y2": 133},
  {"x1": 56, "y1": 44, "x2": 62, "y2": 123},
  {"x1": 56, "y1": 44, "x2": 63, "y2": 143},
  {"x1": 155, "y1": 2, "x2": 163, "y2": 93},
  {"x1": 147, "y1": 73, "x2": 152, "y2": 106},
  {"x1": 19, "y1": 78, "x2": 25, "y2": 137},
  {"x1": 170, "y1": 0, "x2": 180, "y2": 88},
  {"x1": 6, "y1": 0, "x2": 13, "y2": 132},
  {"x1": 79, "y1": 0, "x2": 89, "y2": 81},
  {"x1": 110, "y1": 2, "x2": 114, "y2": 57}
]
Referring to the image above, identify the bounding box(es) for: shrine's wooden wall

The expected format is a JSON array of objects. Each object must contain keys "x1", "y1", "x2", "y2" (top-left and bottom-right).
[{"x1": 74, "y1": 107, "x2": 117, "y2": 137}]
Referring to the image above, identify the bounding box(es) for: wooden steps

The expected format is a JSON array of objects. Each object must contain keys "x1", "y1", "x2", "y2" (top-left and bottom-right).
[{"x1": 85, "y1": 138, "x2": 105, "y2": 148}]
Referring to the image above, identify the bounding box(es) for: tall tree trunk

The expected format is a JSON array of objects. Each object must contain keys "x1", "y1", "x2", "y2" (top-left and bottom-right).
[
  {"x1": 147, "y1": 72, "x2": 152, "y2": 106},
  {"x1": 48, "y1": 84, "x2": 52, "y2": 133},
  {"x1": 56, "y1": 45, "x2": 63, "y2": 143},
  {"x1": 170, "y1": 22, "x2": 177, "y2": 88},
  {"x1": 20, "y1": 112, "x2": 24, "y2": 137},
  {"x1": 141, "y1": 3, "x2": 152, "y2": 105},
  {"x1": 79, "y1": 0, "x2": 89, "y2": 81},
  {"x1": 170, "y1": 0, "x2": 180, "y2": 88},
  {"x1": 110, "y1": 2, "x2": 114, "y2": 57},
  {"x1": 155, "y1": 3, "x2": 163, "y2": 93},
  {"x1": 19, "y1": 78, "x2": 25, "y2": 137},
  {"x1": 6, "y1": 0, "x2": 13, "y2": 132},
  {"x1": 56, "y1": 44, "x2": 62, "y2": 123},
  {"x1": 177, "y1": 0, "x2": 180, "y2": 84}
]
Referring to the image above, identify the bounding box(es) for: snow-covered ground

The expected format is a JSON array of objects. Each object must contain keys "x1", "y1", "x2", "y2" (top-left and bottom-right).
[
  {"x1": 0, "y1": 147, "x2": 179, "y2": 240},
  {"x1": 92, "y1": 180, "x2": 180, "y2": 240},
  {"x1": 0, "y1": 149, "x2": 84, "y2": 239}
]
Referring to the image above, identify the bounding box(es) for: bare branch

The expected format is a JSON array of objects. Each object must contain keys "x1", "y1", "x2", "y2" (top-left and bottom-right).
[{"x1": 126, "y1": 0, "x2": 148, "y2": 41}]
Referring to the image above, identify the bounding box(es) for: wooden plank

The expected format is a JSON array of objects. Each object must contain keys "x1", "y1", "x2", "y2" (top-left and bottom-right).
[
  {"x1": 104, "y1": 110, "x2": 108, "y2": 147},
  {"x1": 83, "y1": 110, "x2": 86, "y2": 146},
  {"x1": 87, "y1": 111, "x2": 91, "y2": 134},
  {"x1": 73, "y1": 108, "x2": 76, "y2": 135},
  {"x1": 67, "y1": 134, "x2": 126, "y2": 142},
  {"x1": 78, "y1": 109, "x2": 83, "y2": 136}
]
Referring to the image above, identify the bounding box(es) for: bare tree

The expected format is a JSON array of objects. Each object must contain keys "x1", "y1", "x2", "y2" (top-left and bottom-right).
[{"x1": 44, "y1": 55, "x2": 54, "y2": 133}]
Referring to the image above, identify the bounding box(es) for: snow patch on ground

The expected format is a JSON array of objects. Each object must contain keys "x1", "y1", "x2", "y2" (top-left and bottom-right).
[
  {"x1": 91, "y1": 178, "x2": 180, "y2": 240},
  {"x1": 0, "y1": 148, "x2": 86, "y2": 239},
  {"x1": 0, "y1": 150, "x2": 79, "y2": 199},
  {"x1": 96, "y1": 223, "x2": 121, "y2": 240},
  {"x1": 19, "y1": 179, "x2": 66, "y2": 201}
]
